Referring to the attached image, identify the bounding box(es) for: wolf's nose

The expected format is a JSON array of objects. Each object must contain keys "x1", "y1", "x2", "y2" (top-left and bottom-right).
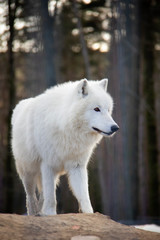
[{"x1": 111, "y1": 125, "x2": 119, "y2": 133}]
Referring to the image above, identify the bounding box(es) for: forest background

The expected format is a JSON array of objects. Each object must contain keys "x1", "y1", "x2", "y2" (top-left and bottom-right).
[{"x1": 0, "y1": 0, "x2": 160, "y2": 225}]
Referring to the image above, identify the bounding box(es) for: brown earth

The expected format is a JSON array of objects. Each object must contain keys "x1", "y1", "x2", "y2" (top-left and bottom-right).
[{"x1": 0, "y1": 212, "x2": 159, "y2": 240}]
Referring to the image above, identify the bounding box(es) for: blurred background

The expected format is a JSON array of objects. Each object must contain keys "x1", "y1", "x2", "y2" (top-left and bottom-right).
[{"x1": 0, "y1": 0, "x2": 160, "y2": 225}]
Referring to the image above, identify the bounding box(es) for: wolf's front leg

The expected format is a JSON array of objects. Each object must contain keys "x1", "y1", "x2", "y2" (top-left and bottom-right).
[
  {"x1": 68, "y1": 165, "x2": 93, "y2": 213},
  {"x1": 41, "y1": 163, "x2": 57, "y2": 215}
]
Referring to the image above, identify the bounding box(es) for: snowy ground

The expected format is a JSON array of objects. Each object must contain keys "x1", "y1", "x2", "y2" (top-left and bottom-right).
[{"x1": 134, "y1": 224, "x2": 160, "y2": 233}]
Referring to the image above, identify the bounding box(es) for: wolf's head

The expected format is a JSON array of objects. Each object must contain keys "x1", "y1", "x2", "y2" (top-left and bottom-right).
[{"x1": 76, "y1": 79, "x2": 119, "y2": 137}]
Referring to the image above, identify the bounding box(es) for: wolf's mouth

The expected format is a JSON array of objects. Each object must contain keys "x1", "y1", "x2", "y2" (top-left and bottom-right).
[{"x1": 92, "y1": 127, "x2": 113, "y2": 136}]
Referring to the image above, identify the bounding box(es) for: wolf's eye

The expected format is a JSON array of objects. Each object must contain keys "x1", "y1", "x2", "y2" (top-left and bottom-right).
[{"x1": 94, "y1": 107, "x2": 100, "y2": 112}]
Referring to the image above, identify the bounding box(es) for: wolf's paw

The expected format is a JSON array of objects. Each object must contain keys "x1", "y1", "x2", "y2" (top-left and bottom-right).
[
  {"x1": 35, "y1": 213, "x2": 44, "y2": 217},
  {"x1": 79, "y1": 203, "x2": 93, "y2": 214},
  {"x1": 41, "y1": 207, "x2": 57, "y2": 216}
]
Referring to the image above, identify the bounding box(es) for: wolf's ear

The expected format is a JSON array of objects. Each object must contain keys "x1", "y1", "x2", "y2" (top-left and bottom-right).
[
  {"x1": 99, "y1": 78, "x2": 108, "y2": 91},
  {"x1": 77, "y1": 79, "x2": 88, "y2": 97}
]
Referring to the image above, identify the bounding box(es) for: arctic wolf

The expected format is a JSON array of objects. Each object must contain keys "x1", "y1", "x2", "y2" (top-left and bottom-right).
[{"x1": 11, "y1": 79, "x2": 119, "y2": 215}]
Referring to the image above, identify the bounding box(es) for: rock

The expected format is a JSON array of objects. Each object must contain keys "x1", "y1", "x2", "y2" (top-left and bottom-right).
[
  {"x1": 71, "y1": 236, "x2": 100, "y2": 240},
  {"x1": 0, "y1": 212, "x2": 159, "y2": 240}
]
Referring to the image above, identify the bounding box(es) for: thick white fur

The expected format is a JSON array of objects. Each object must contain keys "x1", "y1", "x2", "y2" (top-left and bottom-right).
[{"x1": 11, "y1": 79, "x2": 118, "y2": 215}]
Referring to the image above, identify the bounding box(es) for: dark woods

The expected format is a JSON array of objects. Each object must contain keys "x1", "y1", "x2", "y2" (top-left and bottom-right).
[{"x1": 0, "y1": 0, "x2": 160, "y2": 223}]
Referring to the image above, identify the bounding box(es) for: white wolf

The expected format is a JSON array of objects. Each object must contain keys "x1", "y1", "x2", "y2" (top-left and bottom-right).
[{"x1": 11, "y1": 79, "x2": 119, "y2": 215}]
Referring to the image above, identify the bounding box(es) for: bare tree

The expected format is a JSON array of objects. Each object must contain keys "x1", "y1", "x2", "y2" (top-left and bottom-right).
[
  {"x1": 40, "y1": 0, "x2": 57, "y2": 87},
  {"x1": 73, "y1": 0, "x2": 91, "y2": 79},
  {"x1": 4, "y1": 0, "x2": 19, "y2": 212}
]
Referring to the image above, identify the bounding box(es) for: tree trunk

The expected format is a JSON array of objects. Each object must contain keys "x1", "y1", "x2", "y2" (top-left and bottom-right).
[
  {"x1": 100, "y1": 0, "x2": 139, "y2": 221},
  {"x1": 4, "y1": 0, "x2": 19, "y2": 213},
  {"x1": 138, "y1": 0, "x2": 159, "y2": 218},
  {"x1": 40, "y1": 0, "x2": 56, "y2": 87},
  {"x1": 73, "y1": 0, "x2": 91, "y2": 79}
]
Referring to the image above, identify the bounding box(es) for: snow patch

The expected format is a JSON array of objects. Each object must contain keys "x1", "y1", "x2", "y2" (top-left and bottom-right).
[{"x1": 134, "y1": 224, "x2": 160, "y2": 233}]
